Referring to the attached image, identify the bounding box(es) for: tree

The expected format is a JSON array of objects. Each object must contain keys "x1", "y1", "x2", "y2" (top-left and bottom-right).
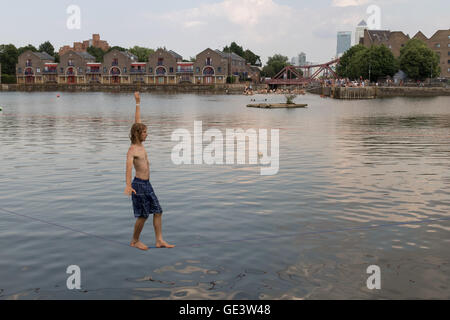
[
  {"x1": 18, "y1": 44, "x2": 38, "y2": 55},
  {"x1": 243, "y1": 49, "x2": 261, "y2": 66},
  {"x1": 224, "y1": 42, "x2": 244, "y2": 57},
  {"x1": 261, "y1": 54, "x2": 289, "y2": 78},
  {"x1": 223, "y1": 42, "x2": 261, "y2": 66},
  {"x1": 128, "y1": 46, "x2": 155, "y2": 62},
  {"x1": 336, "y1": 44, "x2": 367, "y2": 79},
  {"x1": 399, "y1": 39, "x2": 440, "y2": 80},
  {"x1": 87, "y1": 46, "x2": 106, "y2": 62},
  {"x1": 336, "y1": 44, "x2": 397, "y2": 81},
  {"x1": 38, "y1": 41, "x2": 55, "y2": 57},
  {"x1": 354, "y1": 45, "x2": 397, "y2": 81},
  {"x1": 107, "y1": 46, "x2": 127, "y2": 53},
  {"x1": 0, "y1": 44, "x2": 19, "y2": 75}
]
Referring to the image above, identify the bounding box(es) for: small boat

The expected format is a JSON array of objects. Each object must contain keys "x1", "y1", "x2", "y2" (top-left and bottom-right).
[{"x1": 247, "y1": 103, "x2": 308, "y2": 109}]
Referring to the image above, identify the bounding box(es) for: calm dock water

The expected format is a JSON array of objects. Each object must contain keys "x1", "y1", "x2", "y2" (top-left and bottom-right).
[{"x1": 0, "y1": 92, "x2": 449, "y2": 299}]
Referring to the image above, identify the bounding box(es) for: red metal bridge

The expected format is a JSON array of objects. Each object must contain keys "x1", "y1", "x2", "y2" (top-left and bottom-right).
[{"x1": 266, "y1": 58, "x2": 340, "y2": 86}]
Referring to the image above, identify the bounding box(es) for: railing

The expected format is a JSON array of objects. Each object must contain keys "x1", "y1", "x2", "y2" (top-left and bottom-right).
[
  {"x1": 43, "y1": 70, "x2": 57, "y2": 74},
  {"x1": 110, "y1": 71, "x2": 120, "y2": 75},
  {"x1": 177, "y1": 68, "x2": 194, "y2": 73},
  {"x1": 24, "y1": 71, "x2": 34, "y2": 76},
  {"x1": 112, "y1": 62, "x2": 119, "y2": 66},
  {"x1": 86, "y1": 69, "x2": 101, "y2": 74},
  {"x1": 130, "y1": 69, "x2": 146, "y2": 74}
]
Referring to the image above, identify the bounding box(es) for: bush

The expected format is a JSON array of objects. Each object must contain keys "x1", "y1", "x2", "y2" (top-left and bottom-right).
[
  {"x1": 285, "y1": 94, "x2": 296, "y2": 104},
  {"x1": 226, "y1": 76, "x2": 237, "y2": 84},
  {"x1": 1, "y1": 74, "x2": 16, "y2": 84}
]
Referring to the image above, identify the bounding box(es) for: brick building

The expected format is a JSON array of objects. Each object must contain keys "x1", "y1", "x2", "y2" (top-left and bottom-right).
[
  {"x1": 361, "y1": 30, "x2": 410, "y2": 57},
  {"x1": 59, "y1": 34, "x2": 110, "y2": 56},
  {"x1": 193, "y1": 49, "x2": 228, "y2": 84},
  {"x1": 58, "y1": 51, "x2": 96, "y2": 84},
  {"x1": 101, "y1": 49, "x2": 137, "y2": 84},
  {"x1": 16, "y1": 51, "x2": 55, "y2": 84},
  {"x1": 412, "y1": 29, "x2": 450, "y2": 79},
  {"x1": 147, "y1": 48, "x2": 182, "y2": 85},
  {"x1": 362, "y1": 29, "x2": 450, "y2": 78}
]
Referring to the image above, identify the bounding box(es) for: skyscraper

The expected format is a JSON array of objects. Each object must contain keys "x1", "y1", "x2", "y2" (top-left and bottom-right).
[
  {"x1": 291, "y1": 52, "x2": 307, "y2": 66},
  {"x1": 355, "y1": 20, "x2": 368, "y2": 45},
  {"x1": 337, "y1": 31, "x2": 352, "y2": 57}
]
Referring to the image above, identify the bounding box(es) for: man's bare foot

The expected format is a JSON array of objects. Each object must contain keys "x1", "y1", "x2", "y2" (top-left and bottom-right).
[
  {"x1": 156, "y1": 240, "x2": 175, "y2": 248},
  {"x1": 131, "y1": 241, "x2": 149, "y2": 251}
]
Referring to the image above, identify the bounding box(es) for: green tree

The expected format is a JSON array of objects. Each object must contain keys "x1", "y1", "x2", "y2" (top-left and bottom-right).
[
  {"x1": 38, "y1": 41, "x2": 55, "y2": 57},
  {"x1": 224, "y1": 42, "x2": 244, "y2": 57},
  {"x1": 223, "y1": 42, "x2": 261, "y2": 65},
  {"x1": 261, "y1": 54, "x2": 289, "y2": 78},
  {"x1": 128, "y1": 46, "x2": 155, "y2": 62},
  {"x1": 336, "y1": 44, "x2": 367, "y2": 79},
  {"x1": 243, "y1": 49, "x2": 261, "y2": 66},
  {"x1": 354, "y1": 45, "x2": 397, "y2": 81},
  {"x1": 0, "y1": 44, "x2": 19, "y2": 75},
  {"x1": 87, "y1": 46, "x2": 106, "y2": 62},
  {"x1": 399, "y1": 39, "x2": 440, "y2": 80},
  {"x1": 18, "y1": 44, "x2": 38, "y2": 55},
  {"x1": 107, "y1": 46, "x2": 127, "y2": 53}
]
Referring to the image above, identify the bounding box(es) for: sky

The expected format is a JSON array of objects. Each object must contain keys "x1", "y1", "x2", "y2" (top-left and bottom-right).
[{"x1": 1, "y1": 0, "x2": 448, "y2": 64}]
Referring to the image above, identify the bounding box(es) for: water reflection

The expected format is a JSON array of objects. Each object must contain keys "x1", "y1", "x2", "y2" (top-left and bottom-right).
[{"x1": 0, "y1": 92, "x2": 449, "y2": 299}]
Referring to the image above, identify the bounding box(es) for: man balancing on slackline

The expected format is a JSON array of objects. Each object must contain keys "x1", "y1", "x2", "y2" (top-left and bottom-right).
[{"x1": 124, "y1": 92, "x2": 175, "y2": 251}]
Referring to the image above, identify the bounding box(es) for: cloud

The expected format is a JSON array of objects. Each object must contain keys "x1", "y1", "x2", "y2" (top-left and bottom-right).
[
  {"x1": 332, "y1": 0, "x2": 371, "y2": 7},
  {"x1": 138, "y1": 0, "x2": 376, "y2": 63}
]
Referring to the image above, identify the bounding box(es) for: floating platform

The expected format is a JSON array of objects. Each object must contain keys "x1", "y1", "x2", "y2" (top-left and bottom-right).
[{"x1": 247, "y1": 103, "x2": 308, "y2": 109}]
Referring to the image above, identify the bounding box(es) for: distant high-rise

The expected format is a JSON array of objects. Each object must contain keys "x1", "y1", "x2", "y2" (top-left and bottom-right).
[
  {"x1": 355, "y1": 20, "x2": 368, "y2": 45},
  {"x1": 291, "y1": 52, "x2": 307, "y2": 66},
  {"x1": 337, "y1": 31, "x2": 352, "y2": 56}
]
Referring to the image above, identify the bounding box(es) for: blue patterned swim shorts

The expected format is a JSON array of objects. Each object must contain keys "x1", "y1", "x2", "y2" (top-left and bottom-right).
[{"x1": 131, "y1": 177, "x2": 163, "y2": 219}]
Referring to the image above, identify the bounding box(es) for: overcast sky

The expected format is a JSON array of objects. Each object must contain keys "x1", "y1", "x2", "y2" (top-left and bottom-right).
[{"x1": 1, "y1": 0, "x2": 448, "y2": 64}]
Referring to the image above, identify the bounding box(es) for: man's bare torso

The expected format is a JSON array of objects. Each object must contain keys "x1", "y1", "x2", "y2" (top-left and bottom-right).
[{"x1": 131, "y1": 144, "x2": 150, "y2": 180}]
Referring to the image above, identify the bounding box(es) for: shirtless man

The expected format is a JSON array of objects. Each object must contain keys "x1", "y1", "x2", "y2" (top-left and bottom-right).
[{"x1": 124, "y1": 92, "x2": 175, "y2": 251}]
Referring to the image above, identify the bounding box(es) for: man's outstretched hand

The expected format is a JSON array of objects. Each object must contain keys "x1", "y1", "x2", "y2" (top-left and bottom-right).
[{"x1": 135, "y1": 92, "x2": 141, "y2": 104}]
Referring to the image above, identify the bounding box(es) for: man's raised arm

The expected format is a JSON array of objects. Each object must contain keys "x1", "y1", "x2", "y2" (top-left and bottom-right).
[{"x1": 134, "y1": 92, "x2": 141, "y2": 124}]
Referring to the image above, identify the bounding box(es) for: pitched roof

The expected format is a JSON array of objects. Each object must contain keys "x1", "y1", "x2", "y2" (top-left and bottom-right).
[
  {"x1": 110, "y1": 49, "x2": 137, "y2": 61},
  {"x1": 413, "y1": 31, "x2": 428, "y2": 41},
  {"x1": 168, "y1": 50, "x2": 182, "y2": 60},
  {"x1": 34, "y1": 52, "x2": 55, "y2": 61},
  {"x1": 215, "y1": 50, "x2": 246, "y2": 61},
  {"x1": 367, "y1": 30, "x2": 391, "y2": 42},
  {"x1": 74, "y1": 51, "x2": 95, "y2": 60},
  {"x1": 357, "y1": 20, "x2": 367, "y2": 27}
]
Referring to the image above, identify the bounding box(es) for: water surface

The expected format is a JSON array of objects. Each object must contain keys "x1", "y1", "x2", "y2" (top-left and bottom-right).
[{"x1": 0, "y1": 92, "x2": 449, "y2": 299}]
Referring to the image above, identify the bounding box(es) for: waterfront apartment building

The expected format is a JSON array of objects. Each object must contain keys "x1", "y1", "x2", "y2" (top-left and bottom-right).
[
  {"x1": 412, "y1": 30, "x2": 450, "y2": 79},
  {"x1": 58, "y1": 51, "x2": 96, "y2": 84},
  {"x1": 16, "y1": 47, "x2": 261, "y2": 85},
  {"x1": 337, "y1": 31, "x2": 352, "y2": 57},
  {"x1": 362, "y1": 30, "x2": 410, "y2": 57},
  {"x1": 102, "y1": 49, "x2": 138, "y2": 84},
  {"x1": 218, "y1": 51, "x2": 248, "y2": 81},
  {"x1": 362, "y1": 29, "x2": 450, "y2": 78},
  {"x1": 16, "y1": 51, "x2": 56, "y2": 84},
  {"x1": 193, "y1": 49, "x2": 228, "y2": 84},
  {"x1": 147, "y1": 48, "x2": 182, "y2": 85}
]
